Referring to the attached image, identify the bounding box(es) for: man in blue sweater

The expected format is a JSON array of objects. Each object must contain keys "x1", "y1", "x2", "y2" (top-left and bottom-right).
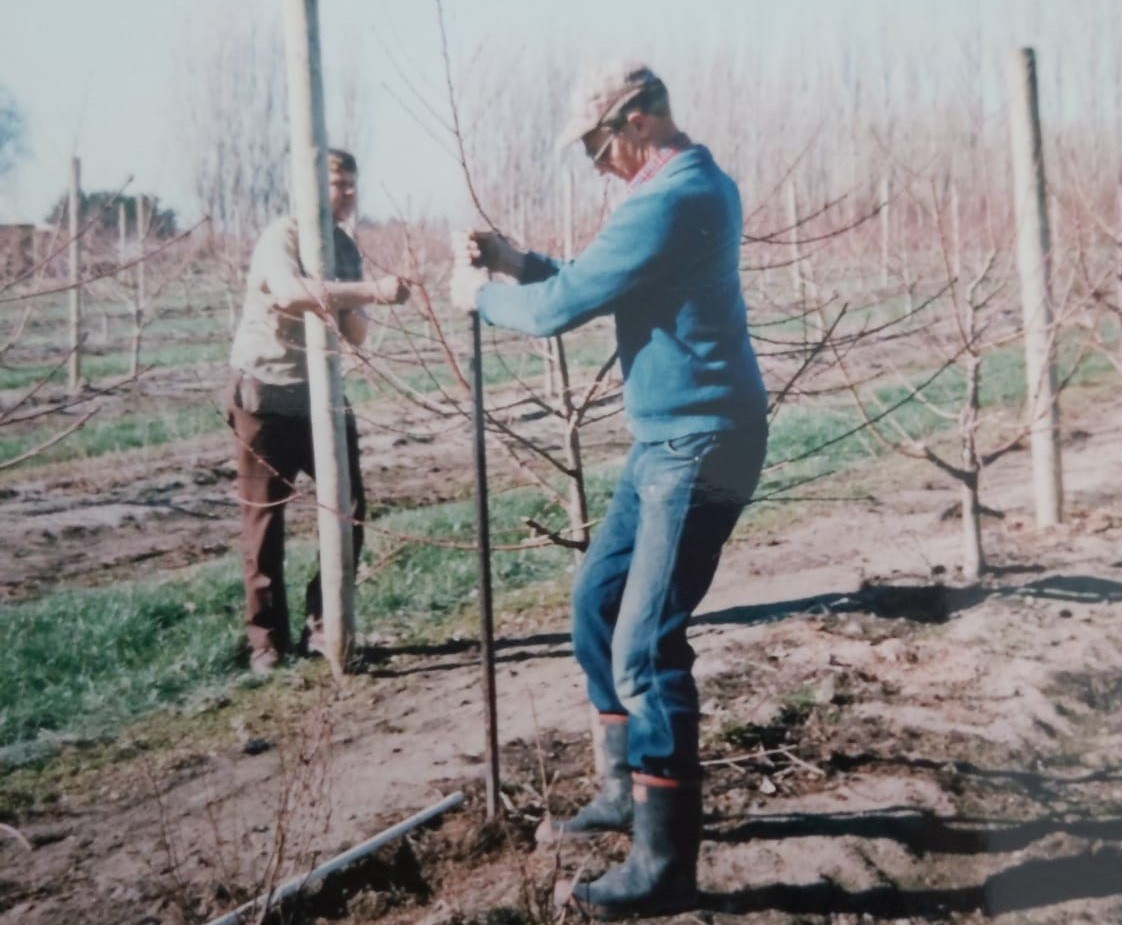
[{"x1": 453, "y1": 61, "x2": 768, "y2": 919}]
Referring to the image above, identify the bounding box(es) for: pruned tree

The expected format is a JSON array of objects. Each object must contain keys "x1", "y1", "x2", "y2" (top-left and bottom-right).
[{"x1": 174, "y1": 0, "x2": 289, "y2": 330}]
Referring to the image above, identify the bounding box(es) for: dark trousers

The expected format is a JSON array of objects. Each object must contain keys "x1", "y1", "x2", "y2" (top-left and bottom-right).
[{"x1": 227, "y1": 399, "x2": 366, "y2": 655}]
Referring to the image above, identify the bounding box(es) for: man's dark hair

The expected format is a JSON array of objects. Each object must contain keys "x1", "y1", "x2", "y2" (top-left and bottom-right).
[{"x1": 328, "y1": 147, "x2": 357, "y2": 174}]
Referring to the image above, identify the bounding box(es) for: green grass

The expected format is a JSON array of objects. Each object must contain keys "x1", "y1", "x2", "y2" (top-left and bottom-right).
[
  {"x1": 0, "y1": 566, "x2": 244, "y2": 766},
  {"x1": 0, "y1": 466, "x2": 618, "y2": 763},
  {"x1": 0, "y1": 402, "x2": 227, "y2": 467},
  {"x1": 1, "y1": 313, "x2": 1116, "y2": 766},
  {"x1": 0, "y1": 344, "x2": 228, "y2": 391},
  {"x1": 0, "y1": 379, "x2": 900, "y2": 766}
]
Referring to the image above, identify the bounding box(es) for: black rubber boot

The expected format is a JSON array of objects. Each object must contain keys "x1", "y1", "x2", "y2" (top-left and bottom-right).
[
  {"x1": 536, "y1": 714, "x2": 633, "y2": 844},
  {"x1": 558, "y1": 775, "x2": 701, "y2": 920}
]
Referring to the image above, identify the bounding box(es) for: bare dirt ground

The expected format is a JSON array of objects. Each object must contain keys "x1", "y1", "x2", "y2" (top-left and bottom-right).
[{"x1": 3, "y1": 375, "x2": 1122, "y2": 924}]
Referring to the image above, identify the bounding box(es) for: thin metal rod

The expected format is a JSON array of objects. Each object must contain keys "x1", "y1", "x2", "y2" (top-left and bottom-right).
[
  {"x1": 204, "y1": 791, "x2": 464, "y2": 925},
  {"x1": 470, "y1": 310, "x2": 501, "y2": 819}
]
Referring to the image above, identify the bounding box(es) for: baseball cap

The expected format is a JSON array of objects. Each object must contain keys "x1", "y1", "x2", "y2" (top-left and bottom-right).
[{"x1": 557, "y1": 60, "x2": 666, "y2": 149}]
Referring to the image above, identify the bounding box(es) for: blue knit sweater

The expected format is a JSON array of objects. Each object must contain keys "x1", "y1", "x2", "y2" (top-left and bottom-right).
[{"x1": 476, "y1": 145, "x2": 767, "y2": 443}]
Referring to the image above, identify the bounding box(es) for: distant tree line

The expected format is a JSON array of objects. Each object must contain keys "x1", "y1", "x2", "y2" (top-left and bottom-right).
[
  {"x1": 45, "y1": 191, "x2": 178, "y2": 240},
  {"x1": 0, "y1": 83, "x2": 23, "y2": 176}
]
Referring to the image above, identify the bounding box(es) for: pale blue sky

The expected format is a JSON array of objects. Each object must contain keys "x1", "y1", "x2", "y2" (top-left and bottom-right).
[{"x1": 0, "y1": 0, "x2": 1116, "y2": 225}]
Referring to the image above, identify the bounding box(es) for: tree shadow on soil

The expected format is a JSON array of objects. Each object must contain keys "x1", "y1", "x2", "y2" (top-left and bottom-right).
[
  {"x1": 708, "y1": 806, "x2": 1122, "y2": 855},
  {"x1": 700, "y1": 844, "x2": 1122, "y2": 918},
  {"x1": 353, "y1": 631, "x2": 572, "y2": 678},
  {"x1": 351, "y1": 573, "x2": 1122, "y2": 676},
  {"x1": 695, "y1": 573, "x2": 1122, "y2": 628}
]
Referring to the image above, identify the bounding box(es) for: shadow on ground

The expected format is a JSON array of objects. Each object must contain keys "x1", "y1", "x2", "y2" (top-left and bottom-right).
[
  {"x1": 696, "y1": 572, "x2": 1122, "y2": 629},
  {"x1": 351, "y1": 573, "x2": 1122, "y2": 678},
  {"x1": 701, "y1": 842, "x2": 1122, "y2": 917}
]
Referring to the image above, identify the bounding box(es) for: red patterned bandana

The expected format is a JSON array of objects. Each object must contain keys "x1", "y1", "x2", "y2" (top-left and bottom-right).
[{"x1": 627, "y1": 132, "x2": 693, "y2": 193}]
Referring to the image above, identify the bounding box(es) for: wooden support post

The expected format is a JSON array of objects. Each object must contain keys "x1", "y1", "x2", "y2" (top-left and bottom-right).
[
  {"x1": 880, "y1": 175, "x2": 891, "y2": 289},
  {"x1": 67, "y1": 157, "x2": 82, "y2": 394},
  {"x1": 562, "y1": 169, "x2": 575, "y2": 263},
  {"x1": 113, "y1": 200, "x2": 127, "y2": 344},
  {"x1": 131, "y1": 195, "x2": 148, "y2": 376},
  {"x1": 950, "y1": 177, "x2": 962, "y2": 284},
  {"x1": 470, "y1": 311, "x2": 501, "y2": 820},
  {"x1": 283, "y1": 0, "x2": 355, "y2": 675},
  {"x1": 1008, "y1": 46, "x2": 1063, "y2": 527},
  {"x1": 786, "y1": 180, "x2": 806, "y2": 306}
]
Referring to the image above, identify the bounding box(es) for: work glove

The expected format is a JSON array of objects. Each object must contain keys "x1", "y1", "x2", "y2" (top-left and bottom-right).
[
  {"x1": 467, "y1": 230, "x2": 524, "y2": 278},
  {"x1": 450, "y1": 231, "x2": 491, "y2": 311}
]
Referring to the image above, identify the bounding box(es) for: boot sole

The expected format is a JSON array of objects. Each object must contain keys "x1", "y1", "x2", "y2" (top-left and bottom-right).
[
  {"x1": 566, "y1": 892, "x2": 699, "y2": 921},
  {"x1": 557, "y1": 881, "x2": 698, "y2": 921},
  {"x1": 535, "y1": 818, "x2": 629, "y2": 846}
]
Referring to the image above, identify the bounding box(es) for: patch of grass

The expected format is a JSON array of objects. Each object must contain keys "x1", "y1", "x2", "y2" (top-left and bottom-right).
[
  {"x1": 0, "y1": 564, "x2": 244, "y2": 766},
  {"x1": 2, "y1": 348, "x2": 1112, "y2": 769},
  {"x1": 0, "y1": 402, "x2": 227, "y2": 468},
  {"x1": 0, "y1": 342, "x2": 228, "y2": 391},
  {"x1": 355, "y1": 469, "x2": 617, "y2": 641},
  {"x1": 0, "y1": 469, "x2": 618, "y2": 762}
]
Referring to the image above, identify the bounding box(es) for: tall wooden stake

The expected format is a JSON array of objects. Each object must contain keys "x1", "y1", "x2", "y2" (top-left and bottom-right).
[
  {"x1": 470, "y1": 311, "x2": 501, "y2": 820},
  {"x1": 114, "y1": 200, "x2": 127, "y2": 344},
  {"x1": 879, "y1": 175, "x2": 891, "y2": 289},
  {"x1": 1008, "y1": 46, "x2": 1063, "y2": 527},
  {"x1": 283, "y1": 0, "x2": 355, "y2": 676},
  {"x1": 130, "y1": 195, "x2": 148, "y2": 376},
  {"x1": 786, "y1": 180, "x2": 806, "y2": 306},
  {"x1": 67, "y1": 156, "x2": 82, "y2": 394}
]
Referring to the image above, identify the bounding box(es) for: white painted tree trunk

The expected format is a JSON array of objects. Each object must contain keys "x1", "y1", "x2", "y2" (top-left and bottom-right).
[
  {"x1": 283, "y1": 0, "x2": 354, "y2": 676},
  {"x1": 1008, "y1": 46, "x2": 1063, "y2": 527}
]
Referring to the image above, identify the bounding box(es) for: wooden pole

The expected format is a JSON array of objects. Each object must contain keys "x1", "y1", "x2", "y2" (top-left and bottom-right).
[
  {"x1": 786, "y1": 180, "x2": 806, "y2": 306},
  {"x1": 130, "y1": 195, "x2": 148, "y2": 376},
  {"x1": 470, "y1": 311, "x2": 501, "y2": 820},
  {"x1": 562, "y1": 168, "x2": 574, "y2": 263},
  {"x1": 114, "y1": 200, "x2": 126, "y2": 344},
  {"x1": 950, "y1": 178, "x2": 962, "y2": 284},
  {"x1": 67, "y1": 157, "x2": 82, "y2": 394},
  {"x1": 1008, "y1": 46, "x2": 1063, "y2": 527},
  {"x1": 880, "y1": 175, "x2": 891, "y2": 289},
  {"x1": 283, "y1": 0, "x2": 355, "y2": 675}
]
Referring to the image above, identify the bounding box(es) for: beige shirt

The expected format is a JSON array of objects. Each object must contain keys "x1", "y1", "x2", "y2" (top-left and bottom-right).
[{"x1": 230, "y1": 217, "x2": 362, "y2": 386}]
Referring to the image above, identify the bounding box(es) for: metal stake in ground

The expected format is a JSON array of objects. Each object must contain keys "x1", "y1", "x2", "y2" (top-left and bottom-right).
[{"x1": 470, "y1": 309, "x2": 501, "y2": 819}]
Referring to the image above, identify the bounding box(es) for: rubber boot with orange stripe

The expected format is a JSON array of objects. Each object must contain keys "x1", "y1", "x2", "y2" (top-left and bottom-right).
[
  {"x1": 536, "y1": 713, "x2": 632, "y2": 844},
  {"x1": 555, "y1": 773, "x2": 701, "y2": 920}
]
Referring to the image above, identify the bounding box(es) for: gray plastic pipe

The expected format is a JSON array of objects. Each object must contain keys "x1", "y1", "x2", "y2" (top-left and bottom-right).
[{"x1": 205, "y1": 790, "x2": 465, "y2": 925}]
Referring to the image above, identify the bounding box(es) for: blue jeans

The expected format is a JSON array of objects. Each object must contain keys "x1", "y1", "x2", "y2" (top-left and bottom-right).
[{"x1": 571, "y1": 424, "x2": 767, "y2": 780}]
